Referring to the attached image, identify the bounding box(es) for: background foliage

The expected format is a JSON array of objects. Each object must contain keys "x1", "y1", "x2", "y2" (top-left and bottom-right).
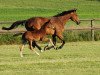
[
  {"x1": 0, "y1": 0, "x2": 100, "y2": 21},
  {"x1": 0, "y1": 0, "x2": 100, "y2": 44}
]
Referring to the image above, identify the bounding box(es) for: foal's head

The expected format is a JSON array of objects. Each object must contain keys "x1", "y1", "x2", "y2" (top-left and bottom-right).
[
  {"x1": 43, "y1": 21, "x2": 55, "y2": 35},
  {"x1": 69, "y1": 9, "x2": 80, "y2": 25}
]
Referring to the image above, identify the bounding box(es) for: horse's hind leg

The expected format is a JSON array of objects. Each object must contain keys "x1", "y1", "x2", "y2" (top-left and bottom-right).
[
  {"x1": 20, "y1": 45, "x2": 24, "y2": 57},
  {"x1": 20, "y1": 40, "x2": 27, "y2": 57},
  {"x1": 32, "y1": 41, "x2": 42, "y2": 51},
  {"x1": 29, "y1": 41, "x2": 39, "y2": 56}
]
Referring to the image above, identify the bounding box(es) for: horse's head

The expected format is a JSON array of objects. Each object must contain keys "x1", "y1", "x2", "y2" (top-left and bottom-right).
[{"x1": 70, "y1": 9, "x2": 80, "y2": 25}]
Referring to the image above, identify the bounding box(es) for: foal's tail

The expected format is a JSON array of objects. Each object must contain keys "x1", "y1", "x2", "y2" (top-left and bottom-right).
[
  {"x1": 13, "y1": 33, "x2": 23, "y2": 37},
  {"x1": 2, "y1": 20, "x2": 27, "y2": 30},
  {"x1": 13, "y1": 32, "x2": 26, "y2": 42}
]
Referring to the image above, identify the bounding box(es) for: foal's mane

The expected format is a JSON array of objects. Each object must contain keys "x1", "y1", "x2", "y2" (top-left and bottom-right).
[
  {"x1": 40, "y1": 20, "x2": 50, "y2": 29},
  {"x1": 54, "y1": 9, "x2": 77, "y2": 17}
]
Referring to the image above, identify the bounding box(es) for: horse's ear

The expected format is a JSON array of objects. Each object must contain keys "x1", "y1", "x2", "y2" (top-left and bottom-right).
[
  {"x1": 73, "y1": 8, "x2": 77, "y2": 12},
  {"x1": 74, "y1": 8, "x2": 77, "y2": 12}
]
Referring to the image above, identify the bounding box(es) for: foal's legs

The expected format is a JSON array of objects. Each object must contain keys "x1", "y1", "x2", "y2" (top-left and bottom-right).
[
  {"x1": 20, "y1": 40, "x2": 27, "y2": 57},
  {"x1": 32, "y1": 41, "x2": 42, "y2": 51},
  {"x1": 32, "y1": 41, "x2": 43, "y2": 52},
  {"x1": 20, "y1": 45, "x2": 24, "y2": 57},
  {"x1": 44, "y1": 35, "x2": 57, "y2": 50},
  {"x1": 44, "y1": 38, "x2": 56, "y2": 50},
  {"x1": 29, "y1": 40, "x2": 40, "y2": 56}
]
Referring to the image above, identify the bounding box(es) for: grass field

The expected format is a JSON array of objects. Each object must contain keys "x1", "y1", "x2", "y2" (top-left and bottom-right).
[
  {"x1": 0, "y1": 42, "x2": 100, "y2": 75},
  {"x1": 0, "y1": 0, "x2": 100, "y2": 21},
  {"x1": 0, "y1": 0, "x2": 100, "y2": 28},
  {"x1": 0, "y1": 1, "x2": 100, "y2": 74}
]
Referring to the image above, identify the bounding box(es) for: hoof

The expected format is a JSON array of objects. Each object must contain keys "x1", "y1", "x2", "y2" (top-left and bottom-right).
[
  {"x1": 20, "y1": 55, "x2": 24, "y2": 57},
  {"x1": 44, "y1": 47, "x2": 51, "y2": 51},
  {"x1": 44, "y1": 45, "x2": 48, "y2": 51},
  {"x1": 38, "y1": 48, "x2": 42, "y2": 50},
  {"x1": 40, "y1": 50, "x2": 44, "y2": 52},
  {"x1": 56, "y1": 46, "x2": 62, "y2": 50},
  {"x1": 56, "y1": 47, "x2": 59, "y2": 50}
]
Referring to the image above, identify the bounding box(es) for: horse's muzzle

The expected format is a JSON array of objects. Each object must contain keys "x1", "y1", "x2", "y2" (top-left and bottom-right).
[{"x1": 77, "y1": 21, "x2": 81, "y2": 25}]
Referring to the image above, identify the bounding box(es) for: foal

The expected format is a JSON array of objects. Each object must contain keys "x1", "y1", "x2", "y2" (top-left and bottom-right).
[{"x1": 20, "y1": 21, "x2": 55, "y2": 57}]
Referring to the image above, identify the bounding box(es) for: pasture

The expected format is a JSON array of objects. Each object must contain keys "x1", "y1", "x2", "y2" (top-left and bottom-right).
[
  {"x1": 0, "y1": 42, "x2": 100, "y2": 75},
  {"x1": 0, "y1": 0, "x2": 100, "y2": 75},
  {"x1": 0, "y1": 0, "x2": 100, "y2": 21}
]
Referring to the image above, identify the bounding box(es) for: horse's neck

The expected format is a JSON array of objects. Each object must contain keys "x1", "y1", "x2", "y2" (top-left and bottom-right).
[
  {"x1": 39, "y1": 28, "x2": 46, "y2": 36},
  {"x1": 58, "y1": 14, "x2": 71, "y2": 25}
]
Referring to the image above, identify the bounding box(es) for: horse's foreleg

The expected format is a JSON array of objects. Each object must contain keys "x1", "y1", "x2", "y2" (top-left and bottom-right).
[
  {"x1": 44, "y1": 34, "x2": 57, "y2": 50},
  {"x1": 29, "y1": 41, "x2": 40, "y2": 56},
  {"x1": 52, "y1": 34, "x2": 56, "y2": 46},
  {"x1": 56, "y1": 34, "x2": 65, "y2": 49},
  {"x1": 49, "y1": 39, "x2": 56, "y2": 49},
  {"x1": 43, "y1": 38, "x2": 56, "y2": 50}
]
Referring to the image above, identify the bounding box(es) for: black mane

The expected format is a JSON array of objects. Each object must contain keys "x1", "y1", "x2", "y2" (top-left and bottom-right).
[{"x1": 54, "y1": 9, "x2": 77, "y2": 17}]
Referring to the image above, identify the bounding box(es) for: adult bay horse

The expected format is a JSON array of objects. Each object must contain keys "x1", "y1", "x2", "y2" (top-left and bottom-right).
[
  {"x1": 43, "y1": 9, "x2": 80, "y2": 50},
  {"x1": 20, "y1": 21, "x2": 55, "y2": 57}
]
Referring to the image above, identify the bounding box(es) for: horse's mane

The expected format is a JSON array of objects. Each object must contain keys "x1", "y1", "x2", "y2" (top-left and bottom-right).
[{"x1": 54, "y1": 9, "x2": 77, "y2": 17}]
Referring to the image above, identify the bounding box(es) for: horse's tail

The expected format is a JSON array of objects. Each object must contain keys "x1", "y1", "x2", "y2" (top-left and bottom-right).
[{"x1": 2, "y1": 20, "x2": 27, "y2": 30}]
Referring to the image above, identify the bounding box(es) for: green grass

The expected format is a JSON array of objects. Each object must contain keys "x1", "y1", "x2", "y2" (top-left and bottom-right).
[
  {"x1": 0, "y1": 42, "x2": 100, "y2": 75},
  {"x1": 0, "y1": 0, "x2": 100, "y2": 29},
  {"x1": 0, "y1": 0, "x2": 100, "y2": 21},
  {"x1": 0, "y1": 1, "x2": 100, "y2": 74}
]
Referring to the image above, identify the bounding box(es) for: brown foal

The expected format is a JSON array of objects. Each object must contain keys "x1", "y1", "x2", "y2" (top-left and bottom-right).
[{"x1": 20, "y1": 21, "x2": 55, "y2": 57}]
